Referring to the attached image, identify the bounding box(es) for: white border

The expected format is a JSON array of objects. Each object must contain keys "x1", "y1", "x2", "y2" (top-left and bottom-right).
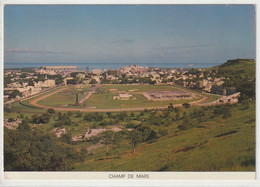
[{"x1": 0, "y1": 0, "x2": 259, "y2": 186}]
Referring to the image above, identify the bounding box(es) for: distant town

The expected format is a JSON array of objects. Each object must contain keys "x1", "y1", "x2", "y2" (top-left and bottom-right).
[{"x1": 4, "y1": 60, "x2": 250, "y2": 105}]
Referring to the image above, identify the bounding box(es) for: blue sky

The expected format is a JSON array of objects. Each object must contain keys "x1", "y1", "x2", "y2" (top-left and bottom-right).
[{"x1": 4, "y1": 5, "x2": 255, "y2": 64}]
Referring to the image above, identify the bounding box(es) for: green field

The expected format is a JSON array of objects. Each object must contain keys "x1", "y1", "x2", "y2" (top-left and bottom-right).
[
  {"x1": 6, "y1": 87, "x2": 65, "y2": 114},
  {"x1": 6, "y1": 84, "x2": 221, "y2": 112},
  {"x1": 86, "y1": 92, "x2": 202, "y2": 109},
  {"x1": 36, "y1": 84, "x2": 206, "y2": 109},
  {"x1": 36, "y1": 85, "x2": 90, "y2": 107}
]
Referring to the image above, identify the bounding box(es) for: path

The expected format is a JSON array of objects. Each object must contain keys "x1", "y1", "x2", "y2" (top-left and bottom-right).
[
  {"x1": 4, "y1": 86, "x2": 62, "y2": 106},
  {"x1": 29, "y1": 87, "x2": 67, "y2": 108},
  {"x1": 78, "y1": 85, "x2": 99, "y2": 105}
]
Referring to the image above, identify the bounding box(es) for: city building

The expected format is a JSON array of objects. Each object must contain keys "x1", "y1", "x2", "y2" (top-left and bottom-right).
[
  {"x1": 108, "y1": 68, "x2": 119, "y2": 76},
  {"x1": 92, "y1": 68, "x2": 102, "y2": 75},
  {"x1": 113, "y1": 93, "x2": 136, "y2": 100}
]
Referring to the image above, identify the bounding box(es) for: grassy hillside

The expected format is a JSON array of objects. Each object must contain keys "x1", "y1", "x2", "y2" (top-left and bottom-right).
[
  {"x1": 74, "y1": 103, "x2": 255, "y2": 171},
  {"x1": 218, "y1": 59, "x2": 255, "y2": 79},
  {"x1": 208, "y1": 59, "x2": 255, "y2": 99},
  {"x1": 210, "y1": 59, "x2": 255, "y2": 76}
]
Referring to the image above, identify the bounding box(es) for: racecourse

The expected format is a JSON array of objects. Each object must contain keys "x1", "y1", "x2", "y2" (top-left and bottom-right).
[{"x1": 24, "y1": 84, "x2": 228, "y2": 112}]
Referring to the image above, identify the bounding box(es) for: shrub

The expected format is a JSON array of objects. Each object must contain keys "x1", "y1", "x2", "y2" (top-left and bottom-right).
[
  {"x1": 182, "y1": 103, "x2": 190, "y2": 108},
  {"x1": 47, "y1": 108, "x2": 55, "y2": 115},
  {"x1": 8, "y1": 118, "x2": 15, "y2": 122}
]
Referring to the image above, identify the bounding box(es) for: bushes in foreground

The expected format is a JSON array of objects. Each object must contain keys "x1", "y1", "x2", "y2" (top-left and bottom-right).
[{"x1": 4, "y1": 122, "x2": 85, "y2": 171}]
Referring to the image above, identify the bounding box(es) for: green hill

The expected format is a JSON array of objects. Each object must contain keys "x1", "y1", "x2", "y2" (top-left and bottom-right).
[
  {"x1": 74, "y1": 102, "x2": 255, "y2": 171},
  {"x1": 210, "y1": 59, "x2": 255, "y2": 73},
  {"x1": 208, "y1": 59, "x2": 255, "y2": 99},
  {"x1": 218, "y1": 59, "x2": 255, "y2": 78}
]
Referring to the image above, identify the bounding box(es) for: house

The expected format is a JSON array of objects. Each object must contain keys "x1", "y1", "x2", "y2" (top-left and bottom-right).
[
  {"x1": 113, "y1": 93, "x2": 136, "y2": 100},
  {"x1": 108, "y1": 68, "x2": 120, "y2": 76},
  {"x1": 92, "y1": 68, "x2": 102, "y2": 75},
  {"x1": 76, "y1": 73, "x2": 85, "y2": 79},
  {"x1": 34, "y1": 80, "x2": 55, "y2": 87}
]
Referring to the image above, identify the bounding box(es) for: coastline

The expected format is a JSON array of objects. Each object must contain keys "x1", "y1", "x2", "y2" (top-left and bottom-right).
[{"x1": 4, "y1": 62, "x2": 222, "y2": 70}]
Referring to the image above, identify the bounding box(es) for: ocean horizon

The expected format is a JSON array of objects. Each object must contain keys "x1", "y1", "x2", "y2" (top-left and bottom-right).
[{"x1": 4, "y1": 62, "x2": 222, "y2": 70}]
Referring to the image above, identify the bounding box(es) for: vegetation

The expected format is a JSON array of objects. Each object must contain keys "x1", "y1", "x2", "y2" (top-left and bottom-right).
[
  {"x1": 4, "y1": 59, "x2": 255, "y2": 172},
  {"x1": 73, "y1": 102, "x2": 255, "y2": 171},
  {"x1": 4, "y1": 120, "x2": 87, "y2": 171},
  {"x1": 4, "y1": 98, "x2": 255, "y2": 171},
  {"x1": 210, "y1": 59, "x2": 255, "y2": 100},
  {"x1": 8, "y1": 89, "x2": 23, "y2": 99}
]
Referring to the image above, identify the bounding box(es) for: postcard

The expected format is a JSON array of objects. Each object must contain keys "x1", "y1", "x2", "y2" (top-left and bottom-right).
[{"x1": 1, "y1": 0, "x2": 259, "y2": 186}]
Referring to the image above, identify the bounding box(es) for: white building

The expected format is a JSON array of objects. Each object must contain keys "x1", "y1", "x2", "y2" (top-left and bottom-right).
[
  {"x1": 92, "y1": 68, "x2": 102, "y2": 75},
  {"x1": 113, "y1": 93, "x2": 136, "y2": 100},
  {"x1": 76, "y1": 73, "x2": 85, "y2": 79},
  {"x1": 34, "y1": 80, "x2": 55, "y2": 88}
]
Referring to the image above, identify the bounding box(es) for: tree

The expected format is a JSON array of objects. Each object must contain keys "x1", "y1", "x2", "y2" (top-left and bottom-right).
[
  {"x1": 118, "y1": 111, "x2": 127, "y2": 120},
  {"x1": 106, "y1": 112, "x2": 112, "y2": 118},
  {"x1": 8, "y1": 118, "x2": 15, "y2": 122},
  {"x1": 31, "y1": 113, "x2": 50, "y2": 124},
  {"x1": 41, "y1": 113, "x2": 51, "y2": 123},
  {"x1": 67, "y1": 78, "x2": 77, "y2": 85},
  {"x1": 70, "y1": 72, "x2": 79, "y2": 78},
  {"x1": 99, "y1": 131, "x2": 114, "y2": 154},
  {"x1": 129, "y1": 130, "x2": 143, "y2": 154},
  {"x1": 9, "y1": 90, "x2": 22, "y2": 99},
  {"x1": 57, "y1": 112, "x2": 62, "y2": 120},
  {"x1": 89, "y1": 79, "x2": 97, "y2": 84},
  {"x1": 67, "y1": 111, "x2": 72, "y2": 116},
  {"x1": 28, "y1": 79, "x2": 34, "y2": 86},
  {"x1": 47, "y1": 108, "x2": 55, "y2": 115},
  {"x1": 84, "y1": 114, "x2": 93, "y2": 122},
  {"x1": 4, "y1": 127, "x2": 81, "y2": 171},
  {"x1": 60, "y1": 132, "x2": 72, "y2": 144},
  {"x1": 168, "y1": 103, "x2": 174, "y2": 110},
  {"x1": 178, "y1": 113, "x2": 191, "y2": 130},
  {"x1": 19, "y1": 73, "x2": 27, "y2": 78},
  {"x1": 135, "y1": 125, "x2": 157, "y2": 142},
  {"x1": 55, "y1": 78, "x2": 63, "y2": 85},
  {"x1": 56, "y1": 113, "x2": 72, "y2": 126},
  {"x1": 182, "y1": 103, "x2": 190, "y2": 108},
  {"x1": 76, "y1": 111, "x2": 82, "y2": 118}
]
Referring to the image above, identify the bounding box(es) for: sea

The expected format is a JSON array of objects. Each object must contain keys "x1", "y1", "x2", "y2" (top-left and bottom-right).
[{"x1": 4, "y1": 62, "x2": 221, "y2": 70}]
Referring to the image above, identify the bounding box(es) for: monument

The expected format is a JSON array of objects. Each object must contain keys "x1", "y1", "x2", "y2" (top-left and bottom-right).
[{"x1": 75, "y1": 92, "x2": 79, "y2": 105}]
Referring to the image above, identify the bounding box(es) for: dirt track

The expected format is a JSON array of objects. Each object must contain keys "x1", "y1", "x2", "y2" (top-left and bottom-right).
[
  {"x1": 29, "y1": 87, "x2": 67, "y2": 107},
  {"x1": 28, "y1": 86, "x2": 222, "y2": 112}
]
